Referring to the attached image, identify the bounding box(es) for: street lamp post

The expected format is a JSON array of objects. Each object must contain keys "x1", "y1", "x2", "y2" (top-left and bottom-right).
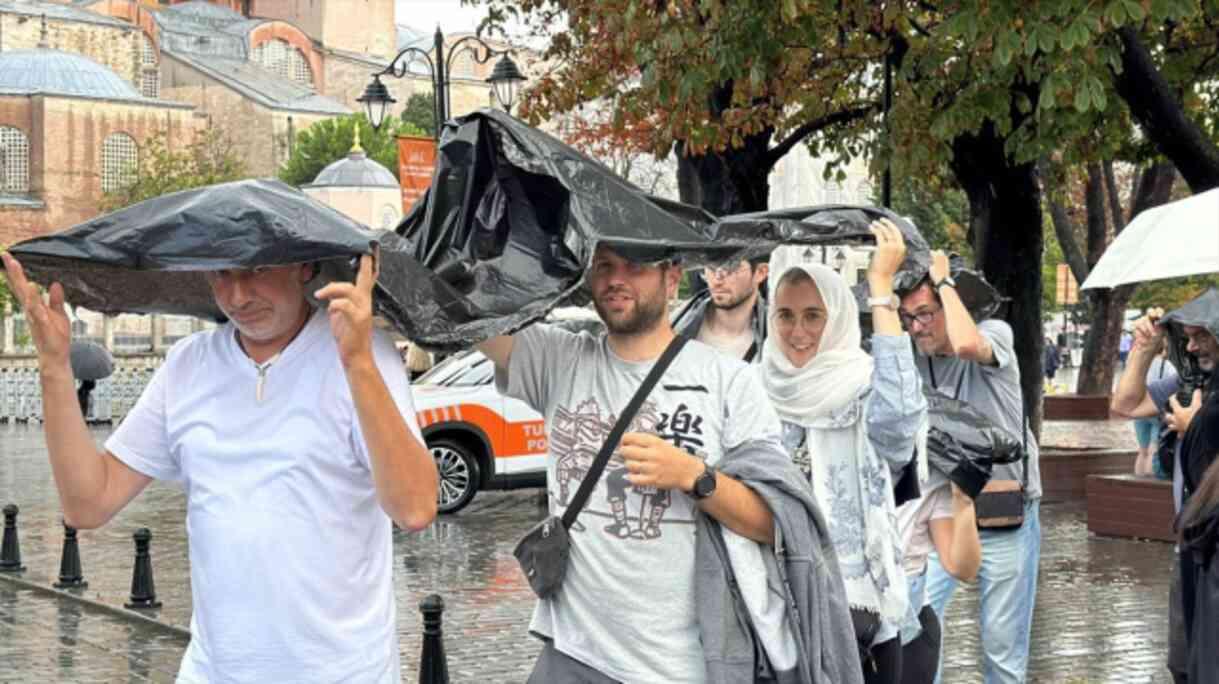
[{"x1": 357, "y1": 27, "x2": 526, "y2": 138}]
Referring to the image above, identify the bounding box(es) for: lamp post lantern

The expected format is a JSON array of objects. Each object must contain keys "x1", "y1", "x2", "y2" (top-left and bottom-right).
[{"x1": 359, "y1": 27, "x2": 526, "y2": 139}]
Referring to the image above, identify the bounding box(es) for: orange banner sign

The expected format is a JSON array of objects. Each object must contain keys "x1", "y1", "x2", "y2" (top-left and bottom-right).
[
  {"x1": 397, "y1": 135, "x2": 437, "y2": 214},
  {"x1": 1056, "y1": 263, "x2": 1079, "y2": 305}
]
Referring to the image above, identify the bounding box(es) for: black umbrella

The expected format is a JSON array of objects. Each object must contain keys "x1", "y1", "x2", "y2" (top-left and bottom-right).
[{"x1": 69, "y1": 340, "x2": 114, "y2": 381}]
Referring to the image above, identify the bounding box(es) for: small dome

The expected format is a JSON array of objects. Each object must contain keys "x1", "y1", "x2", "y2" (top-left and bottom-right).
[
  {"x1": 307, "y1": 150, "x2": 398, "y2": 188},
  {"x1": 0, "y1": 49, "x2": 143, "y2": 100}
]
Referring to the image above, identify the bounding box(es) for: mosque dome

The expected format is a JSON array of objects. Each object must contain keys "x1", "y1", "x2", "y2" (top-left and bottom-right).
[
  {"x1": 307, "y1": 147, "x2": 398, "y2": 188},
  {"x1": 0, "y1": 49, "x2": 144, "y2": 101}
]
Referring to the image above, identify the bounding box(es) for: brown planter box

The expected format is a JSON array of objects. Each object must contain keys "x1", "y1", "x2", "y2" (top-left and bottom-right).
[
  {"x1": 1043, "y1": 394, "x2": 1113, "y2": 421},
  {"x1": 1040, "y1": 448, "x2": 1137, "y2": 503},
  {"x1": 1085, "y1": 474, "x2": 1175, "y2": 543}
]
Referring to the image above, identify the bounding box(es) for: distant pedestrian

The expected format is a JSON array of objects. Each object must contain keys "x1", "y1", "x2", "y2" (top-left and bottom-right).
[
  {"x1": 1131, "y1": 349, "x2": 1174, "y2": 476},
  {"x1": 1042, "y1": 337, "x2": 1060, "y2": 388},
  {"x1": 1119, "y1": 330, "x2": 1134, "y2": 367}
]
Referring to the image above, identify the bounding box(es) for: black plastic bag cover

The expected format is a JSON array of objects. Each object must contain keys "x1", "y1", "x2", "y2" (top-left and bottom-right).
[
  {"x1": 1160, "y1": 287, "x2": 1219, "y2": 393},
  {"x1": 388, "y1": 108, "x2": 1005, "y2": 349},
  {"x1": 924, "y1": 391, "x2": 1023, "y2": 498},
  {"x1": 9, "y1": 179, "x2": 378, "y2": 322}
]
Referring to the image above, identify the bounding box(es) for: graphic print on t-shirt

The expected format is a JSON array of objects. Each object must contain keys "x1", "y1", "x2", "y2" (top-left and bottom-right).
[{"x1": 549, "y1": 397, "x2": 708, "y2": 541}]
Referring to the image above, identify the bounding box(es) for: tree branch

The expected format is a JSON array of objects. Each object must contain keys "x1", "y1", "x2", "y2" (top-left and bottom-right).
[
  {"x1": 1102, "y1": 160, "x2": 1125, "y2": 231},
  {"x1": 1110, "y1": 27, "x2": 1219, "y2": 193},
  {"x1": 1043, "y1": 162, "x2": 1091, "y2": 285},
  {"x1": 761, "y1": 103, "x2": 878, "y2": 170}
]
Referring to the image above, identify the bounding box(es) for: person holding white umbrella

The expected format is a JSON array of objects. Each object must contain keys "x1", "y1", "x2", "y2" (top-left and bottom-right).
[{"x1": 1091, "y1": 186, "x2": 1219, "y2": 684}]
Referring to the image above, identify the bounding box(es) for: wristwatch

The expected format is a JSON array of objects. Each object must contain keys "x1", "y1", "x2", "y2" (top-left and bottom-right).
[
  {"x1": 866, "y1": 292, "x2": 900, "y2": 311},
  {"x1": 690, "y1": 464, "x2": 718, "y2": 500},
  {"x1": 932, "y1": 274, "x2": 957, "y2": 291}
]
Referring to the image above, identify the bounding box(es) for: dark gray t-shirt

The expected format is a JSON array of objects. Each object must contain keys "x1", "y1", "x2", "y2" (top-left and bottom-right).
[
  {"x1": 498, "y1": 324, "x2": 787, "y2": 683},
  {"x1": 916, "y1": 318, "x2": 1042, "y2": 499}
]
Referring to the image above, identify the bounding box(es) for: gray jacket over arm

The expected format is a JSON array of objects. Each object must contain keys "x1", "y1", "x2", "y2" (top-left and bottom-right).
[{"x1": 695, "y1": 443, "x2": 864, "y2": 684}]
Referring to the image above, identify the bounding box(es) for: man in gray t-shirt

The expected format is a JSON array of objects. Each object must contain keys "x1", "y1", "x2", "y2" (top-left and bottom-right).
[
  {"x1": 480, "y1": 244, "x2": 788, "y2": 683},
  {"x1": 898, "y1": 251, "x2": 1041, "y2": 684}
]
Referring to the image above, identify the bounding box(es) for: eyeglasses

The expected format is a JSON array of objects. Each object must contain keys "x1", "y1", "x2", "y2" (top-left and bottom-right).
[
  {"x1": 898, "y1": 307, "x2": 939, "y2": 329},
  {"x1": 703, "y1": 261, "x2": 748, "y2": 280}
]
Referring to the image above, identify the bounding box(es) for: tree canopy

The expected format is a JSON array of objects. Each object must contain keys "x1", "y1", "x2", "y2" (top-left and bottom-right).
[
  {"x1": 400, "y1": 92, "x2": 438, "y2": 138},
  {"x1": 278, "y1": 114, "x2": 425, "y2": 187}
]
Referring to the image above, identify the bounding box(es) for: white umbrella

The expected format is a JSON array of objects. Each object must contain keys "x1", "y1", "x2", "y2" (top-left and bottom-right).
[{"x1": 1081, "y1": 187, "x2": 1219, "y2": 290}]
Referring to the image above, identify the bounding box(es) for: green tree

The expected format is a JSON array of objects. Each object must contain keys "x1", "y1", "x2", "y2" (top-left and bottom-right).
[
  {"x1": 877, "y1": 176, "x2": 970, "y2": 257},
  {"x1": 100, "y1": 127, "x2": 248, "y2": 213},
  {"x1": 279, "y1": 114, "x2": 424, "y2": 187},
  {"x1": 400, "y1": 92, "x2": 437, "y2": 138}
]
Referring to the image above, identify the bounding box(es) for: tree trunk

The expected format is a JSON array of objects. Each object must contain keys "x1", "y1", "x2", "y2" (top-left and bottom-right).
[
  {"x1": 949, "y1": 122, "x2": 1045, "y2": 436},
  {"x1": 675, "y1": 128, "x2": 774, "y2": 215},
  {"x1": 1077, "y1": 162, "x2": 1170, "y2": 392},
  {"x1": 1111, "y1": 28, "x2": 1219, "y2": 193}
]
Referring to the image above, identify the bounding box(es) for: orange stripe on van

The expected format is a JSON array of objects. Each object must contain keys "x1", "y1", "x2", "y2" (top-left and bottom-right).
[{"x1": 416, "y1": 403, "x2": 547, "y2": 458}]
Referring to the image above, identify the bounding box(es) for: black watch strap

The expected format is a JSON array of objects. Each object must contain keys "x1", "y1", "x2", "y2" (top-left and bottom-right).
[{"x1": 690, "y1": 464, "x2": 717, "y2": 500}]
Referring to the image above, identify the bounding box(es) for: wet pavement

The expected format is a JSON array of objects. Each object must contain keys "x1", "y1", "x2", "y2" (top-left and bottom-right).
[{"x1": 0, "y1": 422, "x2": 1176, "y2": 682}]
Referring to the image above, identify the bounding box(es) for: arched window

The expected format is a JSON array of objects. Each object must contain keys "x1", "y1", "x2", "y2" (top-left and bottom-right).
[
  {"x1": 140, "y1": 34, "x2": 160, "y2": 98},
  {"x1": 0, "y1": 126, "x2": 30, "y2": 193},
  {"x1": 101, "y1": 133, "x2": 139, "y2": 193},
  {"x1": 449, "y1": 48, "x2": 477, "y2": 78},
  {"x1": 252, "y1": 39, "x2": 313, "y2": 88}
]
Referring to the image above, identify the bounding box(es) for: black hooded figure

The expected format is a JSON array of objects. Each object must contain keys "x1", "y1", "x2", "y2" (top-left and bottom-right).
[{"x1": 1179, "y1": 409, "x2": 1219, "y2": 684}]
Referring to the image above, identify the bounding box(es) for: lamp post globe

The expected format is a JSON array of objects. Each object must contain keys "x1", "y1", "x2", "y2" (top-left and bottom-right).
[
  {"x1": 486, "y1": 54, "x2": 527, "y2": 113},
  {"x1": 358, "y1": 76, "x2": 396, "y2": 131},
  {"x1": 833, "y1": 248, "x2": 848, "y2": 273}
]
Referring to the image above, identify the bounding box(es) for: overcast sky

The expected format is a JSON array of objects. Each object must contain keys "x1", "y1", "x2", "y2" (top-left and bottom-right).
[{"x1": 395, "y1": 1, "x2": 489, "y2": 32}]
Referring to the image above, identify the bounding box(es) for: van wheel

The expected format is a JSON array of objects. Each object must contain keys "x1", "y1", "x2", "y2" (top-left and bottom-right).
[{"x1": 432, "y1": 438, "x2": 481, "y2": 514}]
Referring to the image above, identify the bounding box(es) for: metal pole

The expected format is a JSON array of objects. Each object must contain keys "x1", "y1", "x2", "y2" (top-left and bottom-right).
[
  {"x1": 433, "y1": 27, "x2": 448, "y2": 139},
  {"x1": 882, "y1": 50, "x2": 892, "y2": 209}
]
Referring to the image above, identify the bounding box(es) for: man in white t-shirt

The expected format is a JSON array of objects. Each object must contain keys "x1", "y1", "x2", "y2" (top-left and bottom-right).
[
  {"x1": 2, "y1": 252, "x2": 438, "y2": 682},
  {"x1": 479, "y1": 245, "x2": 788, "y2": 683}
]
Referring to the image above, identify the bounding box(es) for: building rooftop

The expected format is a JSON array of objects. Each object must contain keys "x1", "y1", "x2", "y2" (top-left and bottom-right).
[
  {"x1": 0, "y1": 0, "x2": 130, "y2": 28},
  {"x1": 167, "y1": 52, "x2": 349, "y2": 115},
  {"x1": 0, "y1": 48, "x2": 146, "y2": 101}
]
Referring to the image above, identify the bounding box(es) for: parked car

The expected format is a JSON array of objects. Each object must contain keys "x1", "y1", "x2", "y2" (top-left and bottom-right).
[{"x1": 415, "y1": 312, "x2": 602, "y2": 513}]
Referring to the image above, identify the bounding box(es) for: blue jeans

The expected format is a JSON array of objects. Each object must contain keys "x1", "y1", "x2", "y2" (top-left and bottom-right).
[{"x1": 926, "y1": 499, "x2": 1041, "y2": 684}]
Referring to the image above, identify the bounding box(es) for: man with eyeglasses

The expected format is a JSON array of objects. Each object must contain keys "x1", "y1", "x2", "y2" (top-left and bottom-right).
[
  {"x1": 676, "y1": 257, "x2": 769, "y2": 362},
  {"x1": 1, "y1": 252, "x2": 439, "y2": 682},
  {"x1": 897, "y1": 251, "x2": 1042, "y2": 684}
]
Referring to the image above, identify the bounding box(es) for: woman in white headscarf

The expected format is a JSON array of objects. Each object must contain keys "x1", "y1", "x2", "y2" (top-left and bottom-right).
[{"x1": 761, "y1": 219, "x2": 927, "y2": 684}]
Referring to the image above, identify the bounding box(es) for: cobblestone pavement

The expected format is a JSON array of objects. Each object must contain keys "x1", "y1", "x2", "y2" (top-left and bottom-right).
[{"x1": 0, "y1": 423, "x2": 1176, "y2": 682}]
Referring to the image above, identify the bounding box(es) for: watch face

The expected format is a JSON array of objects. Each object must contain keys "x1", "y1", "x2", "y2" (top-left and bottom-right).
[{"x1": 695, "y1": 470, "x2": 716, "y2": 497}]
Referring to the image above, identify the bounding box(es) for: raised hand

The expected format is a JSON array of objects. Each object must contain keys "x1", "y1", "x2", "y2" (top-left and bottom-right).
[
  {"x1": 867, "y1": 218, "x2": 907, "y2": 289},
  {"x1": 314, "y1": 253, "x2": 378, "y2": 371},
  {"x1": 1132, "y1": 308, "x2": 1166, "y2": 355},
  {"x1": 2, "y1": 253, "x2": 71, "y2": 372}
]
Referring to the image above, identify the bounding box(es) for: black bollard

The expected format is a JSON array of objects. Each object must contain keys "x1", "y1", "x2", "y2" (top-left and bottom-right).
[
  {"x1": 0, "y1": 504, "x2": 25, "y2": 573},
  {"x1": 124, "y1": 528, "x2": 161, "y2": 609},
  {"x1": 53, "y1": 523, "x2": 88, "y2": 589},
  {"x1": 418, "y1": 594, "x2": 450, "y2": 684}
]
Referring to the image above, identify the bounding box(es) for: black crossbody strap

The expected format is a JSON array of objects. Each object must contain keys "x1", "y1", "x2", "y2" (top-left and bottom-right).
[{"x1": 560, "y1": 334, "x2": 691, "y2": 530}]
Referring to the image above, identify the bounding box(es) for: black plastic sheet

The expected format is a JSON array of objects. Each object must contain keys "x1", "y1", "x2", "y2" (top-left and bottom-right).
[
  {"x1": 924, "y1": 392, "x2": 1024, "y2": 498},
  {"x1": 389, "y1": 109, "x2": 1004, "y2": 349},
  {"x1": 9, "y1": 179, "x2": 377, "y2": 322}
]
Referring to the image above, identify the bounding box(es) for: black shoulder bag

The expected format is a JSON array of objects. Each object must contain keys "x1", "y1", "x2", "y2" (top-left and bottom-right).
[
  {"x1": 513, "y1": 334, "x2": 690, "y2": 599},
  {"x1": 929, "y1": 357, "x2": 1028, "y2": 530}
]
